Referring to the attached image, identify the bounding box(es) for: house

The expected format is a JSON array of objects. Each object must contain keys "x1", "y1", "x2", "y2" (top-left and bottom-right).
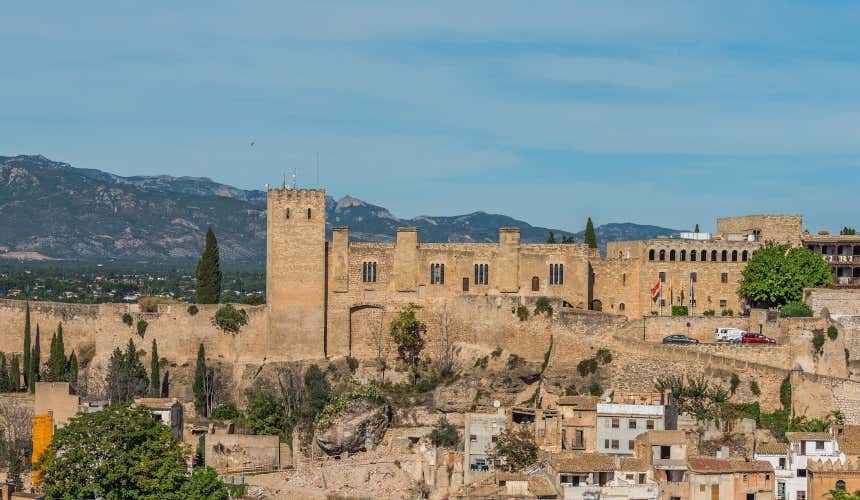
[
  {"x1": 687, "y1": 457, "x2": 775, "y2": 500},
  {"x1": 756, "y1": 431, "x2": 846, "y2": 500},
  {"x1": 464, "y1": 410, "x2": 507, "y2": 483},
  {"x1": 596, "y1": 401, "x2": 665, "y2": 455},
  {"x1": 807, "y1": 459, "x2": 860, "y2": 500},
  {"x1": 33, "y1": 382, "x2": 80, "y2": 429},
  {"x1": 510, "y1": 407, "x2": 563, "y2": 453},
  {"x1": 133, "y1": 397, "x2": 184, "y2": 442},
  {"x1": 0, "y1": 484, "x2": 45, "y2": 500},
  {"x1": 557, "y1": 396, "x2": 599, "y2": 453},
  {"x1": 455, "y1": 471, "x2": 560, "y2": 499},
  {"x1": 635, "y1": 430, "x2": 699, "y2": 500},
  {"x1": 754, "y1": 442, "x2": 796, "y2": 500},
  {"x1": 546, "y1": 452, "x2": 657, "y2": 499}
]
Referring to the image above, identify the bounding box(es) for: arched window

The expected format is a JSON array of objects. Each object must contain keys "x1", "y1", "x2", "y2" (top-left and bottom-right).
[
  {"x1": 307, "y1": 208, "x2": 312, "y2": 219},
  {"x1": 648, "y1": 249, "x2": 655, "y2": 261},
  {"x1": 732, "y1": 250, "x2": 738, "y2": 262},
  {"x1": 742, "y1": 250, "x2": 749, "y2": 262},
  {"x1": 680, "y1": 250, "x2": 686, "y2": 261},
  {"x1": 691, "y1": 250, "x2": 697, "y2": 262},
  {"x1": 700, "y1": 250, "x2": 707, "y2": 261},
  {"x1": 836, "y1": 480, "x2": 847, "y2": 491},
  {"x1": 619, "y1": 303, "x2": 625, "y2": 312},
  {"x1": 659, "y1": 250, "x2": 666, "y2": 261},
  {"x1": 670, "y1": 250, "x2": 676, "y2": 261},
  {"x1": 721, "y1": 250, "x2": 728, "y2": 262},
  {"x1": 711, "y1": 250, "x2": 718, "y2": 262}
]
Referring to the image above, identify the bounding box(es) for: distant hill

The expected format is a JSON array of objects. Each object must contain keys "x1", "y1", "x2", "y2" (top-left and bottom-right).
[{"x1": 0, "y1": 155, "x2": 682, "y2": 266}]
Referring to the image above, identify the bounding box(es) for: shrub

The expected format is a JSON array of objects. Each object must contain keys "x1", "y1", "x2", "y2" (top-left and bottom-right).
[
  {"x1": 490, "y1": 347, "x2": 503, "y2": 358},
  {"x1": 730, "y1": 373, "x2": 740, "y2": 394},
  {"x1": 239, "y1": 294, "x2": 265, "y2": 305},
  {"x1": 516, "y1": 305, "x2": 529, "y2": 321},
  {"x1": 577, "y1": 358, "x2": 598, "y2": 377},
  {"x1": 507, "y1": 354, "x2": 525, "y2": 370},
  {"x1": 428, "y1": 416, "x2": 459, "y2": 448},
  {"x1": 588, "y1": 383, "x2": 602, "y2": 396},
  {"x1": 812, "y1": 329, "x2": 825, "y2": 354},
  {"x1": 122, "y1": 313, "x2": 133, "y2": 326},
  {"x1": 750, "y1": 380, "x2": 761, "y2": 396},
  {"x1": 828, "y1": 325, "x2": 839, "y2": 340},
  {"x1": 136, "y1": 319, "x2": 148, "y2": 338},
  {"x1": 474, "y1": 356, "x2": 488, "y2": 369},
  {"x1": 779, "y1": 377, "x2": 791, "y2": 409},
  {"x1": 780, "y1": 301, "x2": 812, "y2": 318},
  {"x1": 211, "y1": 404, "x2": 240, "y2": 421},
  {"x1": 213, "y1": 304, "x2": 248, "y2": 333},
  {"x1": 671, "y1": 306, "x2": 688, "y2": 316},
  {"x1": 721, "y1": 309, "x2": 734, "y2": 317},
  {"x1": 346, "y1": 356, "x2": 359, "y2": 374},
  {"x1": 187, "y1": 305, "x2": 199, "y2": 316},
  {"x1": 595, "y1": 349, "x2": 612, "y2": 365},
  {"x1": 703, "y1": 309, "x2": 716, "y2": 317},
  {"x1": 534, "y1": 297, "x2": 553, "y2": 316}
]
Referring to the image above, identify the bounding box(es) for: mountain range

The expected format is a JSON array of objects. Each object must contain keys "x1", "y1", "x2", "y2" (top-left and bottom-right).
[{"x1": 0, "y1": 155, "x2": 683, "y2": 267}]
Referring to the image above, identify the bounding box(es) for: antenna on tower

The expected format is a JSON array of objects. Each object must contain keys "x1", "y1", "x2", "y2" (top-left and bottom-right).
[
  {"x1": 282, "y1": 172, "x2": 287, "y2": 190},
  {"x1": 292, "y1": 168, "x2": 297, "y2": 190}
]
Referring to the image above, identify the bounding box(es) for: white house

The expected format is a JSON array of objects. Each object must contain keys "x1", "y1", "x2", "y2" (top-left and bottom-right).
[{"x1": 755, "y1": 431, "x2": 845, "y2": 500}]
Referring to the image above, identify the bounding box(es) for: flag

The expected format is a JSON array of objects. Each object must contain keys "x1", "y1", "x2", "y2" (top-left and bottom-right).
[
  {"x1": 650, "y1": 280, "x2": 661, "y2": 298},
  {"x1": 669, "y1": 283, "x2": 673, "y2": 305}
]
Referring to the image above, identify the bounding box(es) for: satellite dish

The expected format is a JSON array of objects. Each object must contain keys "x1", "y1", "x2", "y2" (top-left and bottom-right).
[{"x1": 493, "y1": 400, "x2": 501, "y2": 408}]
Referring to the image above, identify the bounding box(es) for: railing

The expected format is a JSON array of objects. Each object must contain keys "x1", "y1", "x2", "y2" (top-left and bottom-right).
[{"x1": 822, "y1": 254, "x2": 860, "y2": 264}]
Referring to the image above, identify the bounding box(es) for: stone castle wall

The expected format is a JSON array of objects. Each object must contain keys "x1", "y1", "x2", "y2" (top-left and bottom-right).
[{"x1": 716, "y1": 214, "x2": 803, "y2": 244}]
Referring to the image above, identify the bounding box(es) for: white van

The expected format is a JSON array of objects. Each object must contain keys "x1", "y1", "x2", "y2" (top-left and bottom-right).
[{"x1": 715, "y1": 327, "x2": 746, "y2": 343}]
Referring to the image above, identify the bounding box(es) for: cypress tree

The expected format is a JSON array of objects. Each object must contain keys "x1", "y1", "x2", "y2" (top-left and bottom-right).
[
  {"x1": 67, "y1": 351, "x2": 78, "y2": 390},
  {"x1": 23, "y1": 302, "x2": 31, "y2": 387},
  {"x1": 33, "y1": 324, "x2": 41, "y2": 381},
  {"x1": 547, "y1": 231, "x2": 556, "y2": 244},
  {"x1": 193, "y1": 344, "x2": 207, "y2": 416},
  {"x1": 584, "y1": 217, "x2": 598, "y2": 249},
  {"x1": 149, "y1": 339, "x2": 160, "y2": 397},
  {"x1": 694, "y1": 223, "x2": 700, "y2": 233},
  {"x1": 47, "y1": 326, "x2": 67, "y2": 382},
  {"x1": 9, "y1": 354, "x2": 20, "y2": 391},
  {"x1": 195, "y1": 226, "x2": 222, "y2": 304},
  {"x1": 0, "y1": 353, "x2": 8, "y2": 392}
]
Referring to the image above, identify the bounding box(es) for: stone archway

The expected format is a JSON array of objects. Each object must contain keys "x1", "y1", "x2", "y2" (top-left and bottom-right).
[
  {"x1": 590, "y1": 299, "x2": 603, "y2": 312},
  {"x1": 349, "y1": 304, "x2": 385, "y2": 359}
]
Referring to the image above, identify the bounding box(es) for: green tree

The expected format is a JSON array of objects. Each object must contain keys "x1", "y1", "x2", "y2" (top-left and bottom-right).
[
  {"x1": 150, "y1": 339, "x2": 161, "y2": 397},
  {"x1": 584, "y1": 217, "x2": 597, "y2": 248},
  {"x1": 487, "y1": 427, "x2": 539, "y2": 472},
  {"x1": 8, "y1": 354, "x2": 20, "y2": 391},
  {"x1": 841, "y1": 227, "x2": 857, "y2": 236},
  {"x1": 242, "y1": 387, "x2": 289, "y2": 436},
  {"x1": 179, "y1": 467, "x2": 228, "y2": 499},
  {"x1": 546, "y1": 231, "x2": 556, "y2": 243},
  {"x1": 46, "y1": 323, "x2": 67, "y2": 382},
  {"x1": 106, "y1": 339, "x2": 149, "y2": 403},
  {"x1": 192, "y1": 344, "x2": 213, "y2": 417},
  {"x1": 694, "y1": 224, "x2": 700, "y2": 233},
  {"x1": 195, "y1": 226, "x2": 223, "y2": 304},
  {"x1": 389, "y1": 304, "x2": 426, "y2": 380},
  {"x1": 31, "y1": 324, "x2": 41, "y2": 390},
  {"x1": 22, "y1": 302, "x2": 30, "y2": 388},
  {"x1": 739, "y1": 243, "x2": 833, "y2": 308},
  {"x1": 0, "y1": 353, "x2": 9, "y2": 392},
  {"x1": 37, "y1": 403, "x2": 226, "y2": 499},
  {"x1": 67, "y1": 351, "x2": 78, "y2": 390},
  {"x1": 8, "y1": 447, "x2": 23, "y2": 490},
  {"x1": 428, "y1": 416, "x2": 459, "y2": 448},
  {"x1": 301, "y1": 364, "x2": 330, "y2": 422}
]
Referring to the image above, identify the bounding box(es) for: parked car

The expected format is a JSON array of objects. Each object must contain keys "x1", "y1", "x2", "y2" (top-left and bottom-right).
[
  {"x1": 741, "y1": 333, "x2": 776, "y2": 344},
  {"x1": 715, "y1": 327, "x2": 746, "y2": 343},
  {"x1": 662, "y1": 334, "x2": 699, "y2": 345}
]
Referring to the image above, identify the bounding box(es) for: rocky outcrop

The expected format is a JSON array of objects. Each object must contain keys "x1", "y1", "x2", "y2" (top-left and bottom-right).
[{"x1": 315, "y1": 400, "x2": 389, "y2": 455}]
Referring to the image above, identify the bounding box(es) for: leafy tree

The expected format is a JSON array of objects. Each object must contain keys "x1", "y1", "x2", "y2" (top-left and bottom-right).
[
  {"x1": 390, "y1": 304, "x2": 426, "y2": 377},
  {"x1": 106, "y1": 339, "x2": 149, "y2": 403},
  {"x1": 546, "y1": 231, "x2": 556, "y2": 243},
  {"x1": 8, "y1": 354, "x2": 19, "y2": 392},
  {"x1": 829, "y1": 489, "x2": 860, "y2": 500},
  {"x1": 781, "y1": 301, "x2": 812, "y2": 317},
  {"x1": 534, "y1": 297, "x2": 553, "y2": 316},
  {"x1": 584, "y1": 217, "x2": 597, "y2": 248},
  {"x1": 487, "y1": 427, "x2": 539, "y2": 472},
  {"x1": 22, "y1": 302, "x2": 30, "y2": 388},
  {"x1": 780, "y1": 377, "x2": 792, "y2": 409},
  {"x1": 0, "y1": 353, "x2": 8, "y2": 392},
  {"x1": 242, "y1": 387, "x2": 289, "y2": 435},
  {"x1": 428, "y1": 416, "x2": 459, "y2": 448},
  {"x1": 67, "y1": 351, "x2": 78, "y2": 390},
  {"x1": 739, "y1": 243, "x2": 833, "y2": 308},
  {"x1": 8, "y1": 447, "x2": 23, "y2": 490},
  {"x1": 195, "y1": 226, "x2": 223, "y2": 304},
  {"x1": 37, "y1": 403, "x2": 226, "y2": 499},
  {"x1": 211, "y1": 404, "x2": 240, "y2": 421},
  {"x1": 213, "y1": 304, "x2": 248, "y2": 333},
  {"x1": 302, "y1": 364, "x2": 331, "y2": 422},
  {"x1": 150, "y1": 339, "x2": 160, "y2": 397}
]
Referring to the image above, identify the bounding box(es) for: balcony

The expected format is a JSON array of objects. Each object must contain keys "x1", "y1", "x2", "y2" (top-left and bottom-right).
[{"x1": 822, "y1": 254, "x2": 860, "y2": 264}]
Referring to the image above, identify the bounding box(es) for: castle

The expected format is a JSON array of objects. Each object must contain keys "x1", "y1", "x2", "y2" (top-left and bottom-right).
[{"x1": 265, "y1": 186, "x2": 839, "y2": 359}]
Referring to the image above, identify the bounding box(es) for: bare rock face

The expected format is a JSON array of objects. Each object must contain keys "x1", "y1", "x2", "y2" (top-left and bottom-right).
[{"x1": 315, "y1": 400, "x2": 389, "y2": 456}]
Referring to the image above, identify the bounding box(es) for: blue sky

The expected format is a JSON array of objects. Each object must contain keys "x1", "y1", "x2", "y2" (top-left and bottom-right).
[{"x1": 2, "y1": 1, "x2": 859, "y2": 234}]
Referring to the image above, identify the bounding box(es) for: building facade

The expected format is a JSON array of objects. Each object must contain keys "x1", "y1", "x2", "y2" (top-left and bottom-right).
[{"x1": 595, "y1": 403, "x2": 665, "y2": 456}]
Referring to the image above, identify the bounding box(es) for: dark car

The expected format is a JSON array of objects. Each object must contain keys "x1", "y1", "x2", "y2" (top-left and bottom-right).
[
  {"x1": 662, "y1": 334, "x2": 699, "y2": 345},
  {"x1": 742, "y1": 333, "x2": 776, "y2": 344}
]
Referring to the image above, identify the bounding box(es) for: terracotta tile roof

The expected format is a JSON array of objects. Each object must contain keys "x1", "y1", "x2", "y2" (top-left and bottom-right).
[
  {"x1": 838, "y1": 426, "x2": 860, "y2": 454},
  {"x1": 557, "y1": 396, "x2": 599, "y2": 410},
  {"x1": 785, "y1": 432, "x2": 832, "y2": 442},
  {"x1": 496, "y1": 471, "x2": 528, "y2": 481},
  {"x1": 550, "y1": 453, "x2": 647, "y2": 473},
  {"x1": 688, "y1": 457, "x2": 774, "y2": 474},
  {"x1": 756, "y1": 442, "x2": 789, "y2": 455},
  {"x1": 528, "y1": 476, "x2": 559, "y2": 497}
]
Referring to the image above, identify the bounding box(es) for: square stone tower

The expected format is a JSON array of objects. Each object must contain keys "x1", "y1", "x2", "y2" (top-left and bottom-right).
[{"x1": 266, "y1": 187, "x2": 327, "y2": 359}]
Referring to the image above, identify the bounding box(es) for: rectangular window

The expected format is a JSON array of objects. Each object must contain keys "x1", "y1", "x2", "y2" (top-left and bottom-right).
[
  {"x1": 604, "y1": 439, "x2": 609, "y2": 449},
  {"x1": 659, "y1": 272, "x2": 666, "y2": 283},
  {"x1": 690, "y1": 272, "x2": 697, "y2": 283},
  {"x1": 797, "y1": 469, "x2": 807, "y2": 477},
  {"x1": 549, "y1": 263, "x2": 564, "y2": 285},
  {"x1": 646, "y1": 420, "x2": 654, "y2": 430},
  {"x1": 474, "y1": 263, "x2": 489, "y2": 285},
  {"x1": 362, "y1": 261, "x2": 377, "y2": 283},
  {"x1": 628, "y1": 420, "x2": 637, "y2": 429},
  {"x1": 430, "y1": 263, "x2": 445, "y2": 285},
  {"x1": 721, "y1": 272, "x2": 728, "y2": 283},
  {"x1": 798, "y1": 491, "x2": 806, "y2": 500},
  {"x1": 611, "y1": 440, "x2": 619, "y2": 449},
  {"x1": 611, "y1": 418, "x2": 620, "y2": 428},
  {"x1": 720, "y1": 299, "x2": 727, "y2": 308},
  {"x1": 628, "y1": 440, "x2": 635, "y2": 450},
  {"x1": 816, "y1": 441, "x2": 825, "y2": 450}
]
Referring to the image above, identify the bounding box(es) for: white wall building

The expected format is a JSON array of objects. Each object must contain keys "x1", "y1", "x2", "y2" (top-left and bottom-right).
[{"x1": 755, "y1": 431, "x2": 845, "y2": 500}]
